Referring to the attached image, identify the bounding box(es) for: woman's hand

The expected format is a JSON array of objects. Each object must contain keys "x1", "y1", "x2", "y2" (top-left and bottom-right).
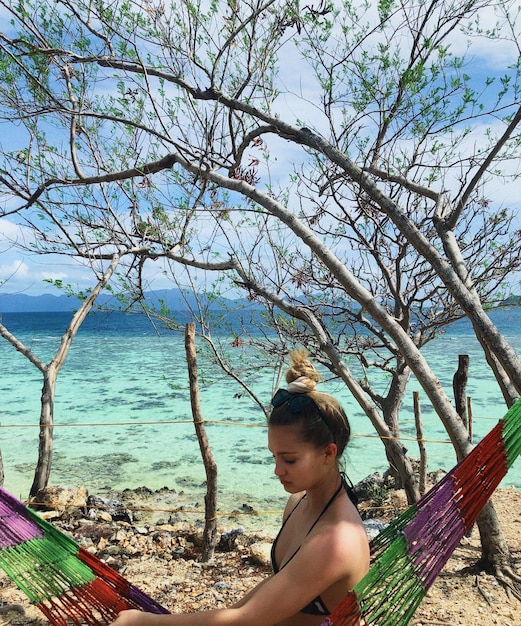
[{"x1": 111, "y1": 609, "x2": 147, "y2": 626}]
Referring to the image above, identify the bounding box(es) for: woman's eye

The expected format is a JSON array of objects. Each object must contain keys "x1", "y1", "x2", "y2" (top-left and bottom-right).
[{"x1": 271, "y1": 455, "x2": 296, "y2": 465}]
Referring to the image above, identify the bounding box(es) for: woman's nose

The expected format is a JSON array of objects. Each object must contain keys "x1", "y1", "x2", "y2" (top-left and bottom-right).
[{"x1": 274, "y1": 459, "x2": 285, "y2": 477}]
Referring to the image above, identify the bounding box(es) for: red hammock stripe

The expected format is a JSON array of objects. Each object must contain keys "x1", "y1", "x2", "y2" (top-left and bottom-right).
[
  {"x1": 78, "y1": 547, "x2": 169, "y2": 613},
  {"x1": 37, "y1": 578, "x2": 134, "y2": 626}
]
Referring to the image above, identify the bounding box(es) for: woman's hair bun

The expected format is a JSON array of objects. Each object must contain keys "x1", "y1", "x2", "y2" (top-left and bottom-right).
[
  {"x1": 270, "y1": 348, "x2": 351, "y2": 457},
  {"x1": 285, "y1": 349, "x2": 322, "y2": 393}
]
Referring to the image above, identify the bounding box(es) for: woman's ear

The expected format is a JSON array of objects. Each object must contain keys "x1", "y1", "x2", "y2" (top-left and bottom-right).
[{"x1": 324, "y1": 443, "x2": 338, "y2": 462}]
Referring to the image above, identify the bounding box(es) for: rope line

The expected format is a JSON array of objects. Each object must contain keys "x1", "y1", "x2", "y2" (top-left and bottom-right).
[
  {"x1": 22, "y1": 501, "x2": 396, "y2": 519},
  {"x1": 0, "y1": 420, "x2": 220, "y2": 428},
  {"x1": 0, "y1": 419, "x2": 493, "y2": 446}
]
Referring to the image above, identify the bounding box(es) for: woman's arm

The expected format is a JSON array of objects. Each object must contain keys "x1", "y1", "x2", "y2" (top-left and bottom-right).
[
  {"x1": 110, "y1": 605, "x2": 256, "y2": 626},
  {"x1": 111, "y1": 569, "x2": 299, "y2": 626},
  {"x1": 111, "y1": 519, "x2": 362, "y2": 626}
]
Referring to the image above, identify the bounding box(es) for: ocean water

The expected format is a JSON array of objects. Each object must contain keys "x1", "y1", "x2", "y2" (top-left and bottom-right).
[{"x1": 0, "y1": 308, "x2": 520, "y2": 527}]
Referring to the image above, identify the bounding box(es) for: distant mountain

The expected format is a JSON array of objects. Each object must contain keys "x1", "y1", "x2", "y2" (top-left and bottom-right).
[
  {"x1": 498, "y1": 295, "x2": 521, "y2": 306},
  {"x1": 3, "y1": 288, "x2": 519, "y2": 314},
  {"x1": 0, "y1": 289, "x2": 260, "y2": 313},
  {"x1": 0, "y1": 293, "x2": 82, "y2": 312}
]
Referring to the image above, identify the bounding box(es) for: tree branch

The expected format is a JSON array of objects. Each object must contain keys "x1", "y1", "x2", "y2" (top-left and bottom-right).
[{"x1": 450, "y1": 103, "x2": 521, "y2": 227}]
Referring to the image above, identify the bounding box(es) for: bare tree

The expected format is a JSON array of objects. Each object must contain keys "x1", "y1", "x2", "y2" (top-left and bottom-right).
[
  {"x1": 0, "y1": 255, "x2": 121, "y2": 496},
  {"x1": 185, "y1": 322, "x2": 218, "y2": 561},
  {"x1": 0, "y1": 0, "x2": 520, "y2": 589}
]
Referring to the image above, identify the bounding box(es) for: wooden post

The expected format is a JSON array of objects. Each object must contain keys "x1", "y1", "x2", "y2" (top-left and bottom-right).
[
  {"x1": 467, "y1": 396, "x2": 473, "y2": 443},
  {"x1": 413, "y1": 391, "x2": 427, "y2": 496},
  {"x1": 452, "y1": 355, "x2": 469, "y2": 430},
  {"x1": 185, "y1": 323, "x2": 218, "y2": 561}
]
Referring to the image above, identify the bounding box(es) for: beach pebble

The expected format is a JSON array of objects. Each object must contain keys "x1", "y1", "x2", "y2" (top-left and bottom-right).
[
  {"x1": 218, "y1": 528, "x2": 245, "y2": 551},
  {"x1": 87, "y1": 494, "x2": 133, "y2": 523},
  {"x1": 249, "y1": 542, "x2": 272, "y2": 566},
  {"x1": 212, "y1": 581, "x2": 229, "y2": 591},
  {"x1": 363, "y1": 519, "x2": 388, "y2": 539}
]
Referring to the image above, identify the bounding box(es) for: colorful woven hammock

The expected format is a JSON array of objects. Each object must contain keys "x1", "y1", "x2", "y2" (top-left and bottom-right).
[
  {"x1": 0, "y1": 398, "x2": 520, "y2": 626},
  {"x1": 0, "y1": 488, "x2": 169, "y2": 625},
  {"x1": 322, "y1": 396, "x2": 521, "y2": 626}
]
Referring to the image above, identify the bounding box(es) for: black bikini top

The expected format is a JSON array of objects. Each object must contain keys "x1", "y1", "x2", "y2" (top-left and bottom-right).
[{"x1": 271, "y1": 475, "x2": 358, "y2": 616}]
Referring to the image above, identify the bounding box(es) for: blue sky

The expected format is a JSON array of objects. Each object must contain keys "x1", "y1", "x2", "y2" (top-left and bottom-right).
[{"x1": 0, "y1": 1, "x2": 520, "y2": 297}]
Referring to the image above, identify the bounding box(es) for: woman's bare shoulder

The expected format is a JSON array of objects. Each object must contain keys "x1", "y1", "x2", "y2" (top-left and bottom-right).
[{"x1": 282, "y1": 491, "x2": 305, "y2": 519}]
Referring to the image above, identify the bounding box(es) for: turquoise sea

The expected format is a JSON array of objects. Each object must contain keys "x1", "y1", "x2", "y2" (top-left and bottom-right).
[{"x1": 0, "y1": 308, "x2": 520, "y2": 527}]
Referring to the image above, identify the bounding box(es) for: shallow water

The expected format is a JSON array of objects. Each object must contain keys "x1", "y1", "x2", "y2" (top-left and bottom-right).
[{"x1": 1, "y1": 309, "x2": 519, "y2": 525}]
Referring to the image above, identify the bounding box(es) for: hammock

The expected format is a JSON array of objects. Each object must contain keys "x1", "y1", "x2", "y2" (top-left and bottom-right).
[
  {"x1": 322, "y1": 397, "x2": 521, "y2": 626},
  {"x1": 0, "y1": 488, "x2": 169, "y2": 625},
  {"x1": 0, "y1": 398, "x2": 520, "y2": 626}
]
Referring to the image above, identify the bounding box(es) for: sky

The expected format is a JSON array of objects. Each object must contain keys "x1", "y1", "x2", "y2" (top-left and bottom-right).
[{"x1": 0, "y1": 0, "x2": 520, "y2": 298}]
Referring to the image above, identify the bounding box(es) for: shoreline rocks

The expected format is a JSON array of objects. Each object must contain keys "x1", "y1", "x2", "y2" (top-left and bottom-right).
[{"x1": 24, "y1": 483, "x2": 394, "y2": 569}]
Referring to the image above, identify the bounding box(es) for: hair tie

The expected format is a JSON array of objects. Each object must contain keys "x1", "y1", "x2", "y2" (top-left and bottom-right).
[{"x1": 287, "y1": 376, "x2": 317, "y2": 394}]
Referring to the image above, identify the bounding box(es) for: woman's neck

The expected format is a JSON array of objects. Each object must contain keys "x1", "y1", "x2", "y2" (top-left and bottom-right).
[{"x1": 305, "y1": 470, "x2": 342, "y2": 511}]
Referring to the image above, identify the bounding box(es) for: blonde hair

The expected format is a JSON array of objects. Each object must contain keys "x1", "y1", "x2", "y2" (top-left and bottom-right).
[
  {"x1": 270, "y1": 349, "x2": 351, "y2": 456},
  {"x1": 285, "y1": 348, "x2": 322, "y2": 393}
]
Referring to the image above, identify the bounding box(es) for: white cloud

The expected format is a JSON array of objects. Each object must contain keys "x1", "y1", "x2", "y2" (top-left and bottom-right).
[
  {"x1": 446, "y1": 4, "x2": 521, "y2": 68},
  {"x1": 39, "y1": 270, "x2": 68, "y2": 282},
  {"x1": 0, "y1": 219, "x2": 28, "y2": 241},
  {"x1": 0, "y1": 259, "x2": 30, "y2": 280}
]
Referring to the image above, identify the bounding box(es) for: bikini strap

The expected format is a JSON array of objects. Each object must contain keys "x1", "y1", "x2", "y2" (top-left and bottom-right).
[
  {"x1": 281, "y1": 493, "x2": 306, "y2": 528},
  {"x1": 305, "y1": 480, "x2": 344, "y2": 537},
  {"x1": 276, "y1": 480, "x2": 344, "y2": 570},
  {"x1": 341, "y1": 472, "x2": 359, "y2": 508}
]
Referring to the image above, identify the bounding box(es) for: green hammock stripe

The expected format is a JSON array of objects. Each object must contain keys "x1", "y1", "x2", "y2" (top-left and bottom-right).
[
  {"x1": 368, "y1": 504, "x2": 418, "y2": 554},
  {"x1": 353, "y1": 535, "x2": 426, "y2": 625},
  {"x1": 502, "y1": 398, "x2": 521, "y2": 467},
  {"x1": 24, "y1": 506, "x2": 81, "y2": 553},
  {"x1": 0, "y1": 537, "x2": 95, "y2": 603}
]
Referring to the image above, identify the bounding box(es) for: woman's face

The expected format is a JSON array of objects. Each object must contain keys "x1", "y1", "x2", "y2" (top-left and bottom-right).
[{"x1": 268, "y1": 424, "x2": 333, "y2": 493}]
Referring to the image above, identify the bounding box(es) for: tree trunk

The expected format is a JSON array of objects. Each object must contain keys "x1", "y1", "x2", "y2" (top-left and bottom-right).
[
  {"x1": 378, "y1": 368, "x2": 416, "y2": 496},
  {"x1": 30, "y1": 367, "x2": 56, "y2": 498},
  {"x1": 185, "y1": 323, "x2": 218, "y2": 562},
  {"x1": 380, "y1": 369, "x2": 410, "y2": 439},
  {"x1": 453, "y1": 354, "x2": 469, "y2": 430},
  {"x1": 413, "y1": 391, "x2": 427, "y2": 496},
  {"x1": 477, "y1": 500, "x2": 512, "y2": 567},
  {"x1": 474, "y1": 335, "x2": 518, "y2": 407},
  {"x1": 0, "y1": 447, "x2": 4, "y2": 487},
  {"x1": 475, "y1": 500, "x2": 521, "y2": 599}
]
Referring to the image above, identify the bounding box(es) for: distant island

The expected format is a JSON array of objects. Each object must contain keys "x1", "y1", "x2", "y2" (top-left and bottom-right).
[
  {"x1": 0, "y1": 289, "x2": 259, "y2": 313},
  {"x1": 1, "y1": 289, "x2": 519, "y2": 314}
]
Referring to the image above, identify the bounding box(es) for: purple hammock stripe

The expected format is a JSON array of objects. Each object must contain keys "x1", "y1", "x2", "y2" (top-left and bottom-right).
[
  {"x1": 403, "y1": 477, "x2": 466, "y2": 588},
  {"x1": 0, "y1": 487, "x2": 43, "y2": 549},
  {"x1": 128, "y1": 584, "x2": 171, "y2": 614}
]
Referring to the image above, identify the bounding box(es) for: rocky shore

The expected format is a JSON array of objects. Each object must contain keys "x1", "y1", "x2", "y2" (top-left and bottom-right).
[{"x1": 0, "y1": 484, "x2": 520, "y2": 626}]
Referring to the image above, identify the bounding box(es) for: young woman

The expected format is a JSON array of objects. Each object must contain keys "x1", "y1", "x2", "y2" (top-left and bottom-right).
[{"x1": 111, "y1": 349, "x2": 370, "y2": 626}]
